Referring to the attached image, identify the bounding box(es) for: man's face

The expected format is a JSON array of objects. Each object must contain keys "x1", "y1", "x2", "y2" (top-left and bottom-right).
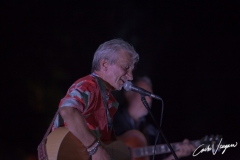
[{"x1": 105, "y1": 50, "x2": 134, "y2": 90}]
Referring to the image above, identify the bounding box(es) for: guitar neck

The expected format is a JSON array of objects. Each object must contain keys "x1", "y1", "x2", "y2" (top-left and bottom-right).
[{"x1": 132, "y1": 140, "x2": 200, "y2": 158}]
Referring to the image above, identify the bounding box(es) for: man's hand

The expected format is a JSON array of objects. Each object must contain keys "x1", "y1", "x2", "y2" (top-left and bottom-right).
[
  {"x1": 92, "y1": 145, "x2": 111, "y2": 160},
  {"x1": 164, "y1": 139, "x2": 195, "y2": 160},
  {"x1": 175, "y1": 139, "x2": 195, "y2": 158}
]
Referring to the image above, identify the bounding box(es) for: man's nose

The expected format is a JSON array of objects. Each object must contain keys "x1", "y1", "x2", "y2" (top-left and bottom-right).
[{"x1": 126, "y1": 70, "x2": 133, "y2": 81}]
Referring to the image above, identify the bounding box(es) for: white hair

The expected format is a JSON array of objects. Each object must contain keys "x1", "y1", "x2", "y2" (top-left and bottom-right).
[{"x1": 91, "y1": 39, "x2": 139, "y2": 72}]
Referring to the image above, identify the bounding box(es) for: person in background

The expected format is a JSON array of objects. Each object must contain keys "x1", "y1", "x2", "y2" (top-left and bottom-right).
[
  {"x1": 51, "y1": 39, "x2": 139, "y2": 160},
  {"x1": 113, "y1": 76, "x2": 195, "y2": 160}
]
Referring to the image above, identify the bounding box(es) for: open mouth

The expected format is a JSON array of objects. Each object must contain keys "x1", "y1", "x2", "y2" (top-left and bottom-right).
[{"x1": 120, "y1": 80, "x2": 125, "y2": 85}]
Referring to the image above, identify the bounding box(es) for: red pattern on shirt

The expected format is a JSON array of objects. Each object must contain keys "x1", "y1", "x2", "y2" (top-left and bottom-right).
[{"x1": 57, "y1": 74, "x2": 118, "y2": 141}]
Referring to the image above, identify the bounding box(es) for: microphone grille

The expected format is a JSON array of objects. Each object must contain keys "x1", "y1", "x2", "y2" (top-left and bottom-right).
[{"x1": 123, "y1": 81, "x2": 132, "y2": 91}]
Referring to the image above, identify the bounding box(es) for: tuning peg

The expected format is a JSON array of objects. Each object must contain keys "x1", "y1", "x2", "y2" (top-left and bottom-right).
[
  {"x1": 215, "y1": 134, "x2": 222, "y2": 141},
  {"x1": 203, "y1": 135, "x2": 209, "y2": 142},
  {"x1": 209, "y1": 134, "x2": 215, "y2": 141}
]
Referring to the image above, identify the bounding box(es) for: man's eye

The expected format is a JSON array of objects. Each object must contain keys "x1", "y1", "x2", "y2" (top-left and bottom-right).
[{"x1": 125, "y1": 66, "x2": 130, "y2": 69}]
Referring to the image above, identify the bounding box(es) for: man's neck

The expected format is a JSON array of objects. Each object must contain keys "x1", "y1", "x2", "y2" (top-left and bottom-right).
[{"x1": 93, "y1": 71, "x2": 113, "y2": 90}]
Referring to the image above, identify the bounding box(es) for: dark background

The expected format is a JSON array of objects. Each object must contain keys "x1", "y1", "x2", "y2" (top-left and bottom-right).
[{"x1": 1, "y1": 0, "x2": 240, "y2": 160}]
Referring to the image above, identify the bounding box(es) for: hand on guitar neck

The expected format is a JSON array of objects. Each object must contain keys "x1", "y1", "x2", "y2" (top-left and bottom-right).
[{"x1": 162, "y1": 139, "x2": 195, "y2": 160}]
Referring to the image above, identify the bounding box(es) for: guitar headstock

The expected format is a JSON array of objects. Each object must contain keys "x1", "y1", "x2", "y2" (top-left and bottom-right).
[
  {"x1": 200, "y1": 134, "x2": 223, "y2": 152},
  {"x1": 200, "y1": 134, "x2": 223, "y2": 144}
]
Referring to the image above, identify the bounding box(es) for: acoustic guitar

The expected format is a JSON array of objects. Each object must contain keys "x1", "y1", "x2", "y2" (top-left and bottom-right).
[{"x1": 46, "y1": 127, "x2": 221, "y2": 160}]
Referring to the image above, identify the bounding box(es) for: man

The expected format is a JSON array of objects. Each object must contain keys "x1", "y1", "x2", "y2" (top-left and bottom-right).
[
  {"x1": 53, "y1": 39, "x2": 139, "y2": 160},
  {"x1": 113, "y1": 76, "x2": 195, "y2": 160}
]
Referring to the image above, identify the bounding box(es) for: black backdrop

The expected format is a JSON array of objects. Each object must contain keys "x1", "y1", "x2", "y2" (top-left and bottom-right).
[{"x1": 1, "y1": 1, "x2": 240, "y2": 159}]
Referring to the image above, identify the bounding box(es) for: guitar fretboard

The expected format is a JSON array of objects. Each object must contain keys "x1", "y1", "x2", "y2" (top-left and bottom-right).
[{"x1": 133, "y1": 140, "x2": 200, "y2": 157}]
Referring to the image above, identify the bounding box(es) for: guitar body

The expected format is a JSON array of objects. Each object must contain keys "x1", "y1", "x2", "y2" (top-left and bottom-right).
[{"x1": 46, "y1": 127, "x2": 130, "y2": 160}]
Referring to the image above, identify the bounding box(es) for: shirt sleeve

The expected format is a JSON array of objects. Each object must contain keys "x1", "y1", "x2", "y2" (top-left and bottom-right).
[
  {"x1": 59, "y1": 79, "x2": 98, "y2": 113},
  {"x1": 59, "y1": 89, "x2": 87, "y2": 112},
  {"x1": 52, "y1": 79, "x2": 98, "y2": 130}
]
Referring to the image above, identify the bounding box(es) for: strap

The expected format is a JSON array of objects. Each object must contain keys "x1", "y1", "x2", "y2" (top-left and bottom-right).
[
  {"x1": 43, "y1": 109, "x2": 60, "y2": 141},
  {"x1": 92, "y1": 73, "x2": 112, "y2": 129},
  {"x1": 99, "y1": 83, "x2": 112, "y2": 129},
  {"x1": 37, "y1": 109, "x2": 60, "y2": 160}
]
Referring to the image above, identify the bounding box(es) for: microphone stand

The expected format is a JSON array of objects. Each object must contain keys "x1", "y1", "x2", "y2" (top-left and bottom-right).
[{"x1": 141, "y1": 95, "x2": 179, "y2": 160}]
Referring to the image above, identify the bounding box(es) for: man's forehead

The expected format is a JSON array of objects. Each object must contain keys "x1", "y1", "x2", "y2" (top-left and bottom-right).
[
  {"x1": 122, "y1": 60, "x2": 134, "y2": 69},
  {"x1": 117, "y1": 51, "x2": 134, "y2": 64}
]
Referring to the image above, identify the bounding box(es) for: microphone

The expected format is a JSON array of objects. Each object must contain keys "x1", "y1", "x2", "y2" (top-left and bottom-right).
[{"x1": 123, "y1": 81, "x2": 162, "y2": 100}]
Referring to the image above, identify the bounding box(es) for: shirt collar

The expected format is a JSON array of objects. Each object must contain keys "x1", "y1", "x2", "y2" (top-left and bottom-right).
[{"x1": 92, "y1": 72, "x2": 114, "y2": 95}]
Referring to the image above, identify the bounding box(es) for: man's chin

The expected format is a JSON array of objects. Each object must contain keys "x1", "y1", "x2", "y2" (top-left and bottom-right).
[{"x1": 114, "y1": 85, "x2": 123, "y2": 91}]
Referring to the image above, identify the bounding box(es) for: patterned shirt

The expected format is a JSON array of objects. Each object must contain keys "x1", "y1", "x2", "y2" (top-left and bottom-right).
[{"x1": 53, "y1": 74, "x2": 119, "y2": 141}]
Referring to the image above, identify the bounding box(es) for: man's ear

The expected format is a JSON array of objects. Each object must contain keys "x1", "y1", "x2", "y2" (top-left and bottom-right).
[{"x1": 100, "y1": 59, "x2": 109, "y2": 71}]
